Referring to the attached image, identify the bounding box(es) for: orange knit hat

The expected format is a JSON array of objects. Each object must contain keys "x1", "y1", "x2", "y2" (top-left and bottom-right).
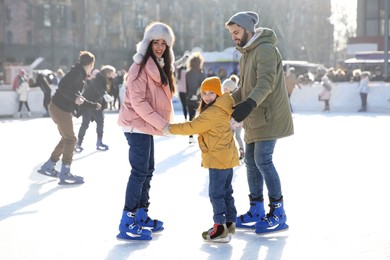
[{"x1": 200, "y1": 76, "x2": 222, "y2": 96}]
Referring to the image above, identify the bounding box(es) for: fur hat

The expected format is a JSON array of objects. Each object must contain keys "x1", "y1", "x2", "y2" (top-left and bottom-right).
[
  {"x1": 222, "y1": 75, "x2": 239, "y2": 93},
  {"x1": 100, "y1": 65, "x2": 116, "y2": 73},
  {"x1": 201, "y1": 76, "x2": 222, "y2": 97},
  {"x1": 133, "y1": 22, "x2": 175, "y2": 66},
  {"x1": 226, "y1": 11, "x2": 259, "y2": 33}
]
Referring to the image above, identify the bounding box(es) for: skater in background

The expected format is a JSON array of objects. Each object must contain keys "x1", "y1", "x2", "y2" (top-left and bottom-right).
[
  {"x1": 37, "y1": 51, "x2": 98, "y2": 185},
  {"x1": 12, "y1": 68, "x2": 28, "y2": 91},
  {"x1": 116, "y1": 22, "x2": 176, "y2": 241},
  {"x1": 357, "y1": 71, "x2": 370, "y2": 112},
  {"x1": 166, "y1": 77, "x2": 240, "y2": 243},
  {"x1": 13, "y1": 68, "x2": 31, "y2": 118},
  {"x1": 14, "y1": 72, "x2": 32, "y2": 118},
  {"x1": 111, "y1": 69, "x2": 126, "y2": 110},
  {"x1": 185, "y1": 52, "x2": 206, "y2": 144},
  {"x1": 222, "y1": 74, "x2": 245, "y2": 160},
  {"x1": 75, "y1": 65, "x2": 116, "y2": 153},
  {"x1": 35, "y1": 73, "x2": 53, "y2": 117},
  {"x1": 318, "y1": 73, "x2": 332, "y2": 112},
  {"x1": 175, "y1": 52, "x2": 190, "y2": 121},
  {"x1": 225, "y1": 11, "x2": 293, "y2": 234},
  {"x1": 285, "y1": 67, "x2": 301, "y2": 112}
]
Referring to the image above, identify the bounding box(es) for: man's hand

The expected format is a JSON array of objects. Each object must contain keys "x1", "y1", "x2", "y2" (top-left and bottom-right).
[
  {"x1": 95, "y1": 103, "x2": 102, "y2": 110},
  {"x1": 231, "y1": 98, "x2": 256, "y2": 122}
]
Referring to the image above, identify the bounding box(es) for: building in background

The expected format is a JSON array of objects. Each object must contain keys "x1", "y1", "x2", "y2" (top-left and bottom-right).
[
  {"x1": 0, "y1": 0, "x2": 333, "y2": 84},
  {"x1": 349, "y1": 0, "x2": 388, "y2": 54},
  {"x1": 346, "y1": 0, "x2": 390, "y2": 74}
]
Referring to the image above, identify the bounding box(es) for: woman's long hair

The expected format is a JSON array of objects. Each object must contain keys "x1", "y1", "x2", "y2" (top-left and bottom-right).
[{"x1": 136, "y1": 42, "x2": 175, "y2": 94}]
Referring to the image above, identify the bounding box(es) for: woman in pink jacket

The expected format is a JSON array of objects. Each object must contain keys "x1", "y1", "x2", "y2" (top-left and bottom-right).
[{"x1": 116, "y1": 22, "x2": 176, "y2": 241}]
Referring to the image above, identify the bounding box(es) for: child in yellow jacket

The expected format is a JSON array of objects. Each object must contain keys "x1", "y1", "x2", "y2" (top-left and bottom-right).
[{"x1": 165, "y1": 76, "x2": 240, "y2": 243}]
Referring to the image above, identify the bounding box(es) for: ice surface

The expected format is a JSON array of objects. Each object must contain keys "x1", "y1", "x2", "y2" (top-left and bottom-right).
[{"x1": 1, "y1": 111, "x2": 390, "y2": 260}]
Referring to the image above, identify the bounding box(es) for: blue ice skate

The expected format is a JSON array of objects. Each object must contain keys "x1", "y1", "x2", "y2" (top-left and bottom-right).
[
  {"x1": 255, "y1": 198, "x2": 289, "y2": 234},
  {"x1": 135, "y1": 208, "x2": 164, "y2": 232},
  {"x1": 117, "y1": 211, "x2": 152, "y2": 241},
  {"x1": 236, "y1": 196, "x2": 265, "y2": 229}
]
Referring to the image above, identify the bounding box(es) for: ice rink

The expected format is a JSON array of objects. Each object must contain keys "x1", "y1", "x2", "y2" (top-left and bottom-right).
[{"x1": 1, "y1": 110, "x2": 390, "y2": 260}]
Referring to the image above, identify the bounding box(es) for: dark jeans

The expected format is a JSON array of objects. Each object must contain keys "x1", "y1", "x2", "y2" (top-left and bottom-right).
[
  {"x1": 187, "y1": 99, "x2": 198, "y2": 121},
  {"x1": 18, "y1": 101, "x2": 30, "y2": 112},
  {"x1": 77, "y1": 109, "x2": 104, "y2": 144},
  {"x1": 179, "y1": 92, "x2": 188, "y2": 120},
  {"x1": 209, "y1": 168, "x2": 237, "y2": 224},
  {"x1": 360, "y1": 93, "x2": 367, "y2": 110},
  {"x1": 123, "y1": 132, "x2": 155, "y2": 212}
]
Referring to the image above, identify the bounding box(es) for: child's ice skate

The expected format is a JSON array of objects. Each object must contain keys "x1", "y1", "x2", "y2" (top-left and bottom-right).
[
  {"x1": 202, "y1": 224, "x2": 231, "y2": 243},
  {"x1": 226, "y1": 222, "x2": 236, "y2": 234}
]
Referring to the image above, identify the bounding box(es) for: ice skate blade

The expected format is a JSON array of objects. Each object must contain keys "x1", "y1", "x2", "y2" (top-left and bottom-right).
[
  {"x1": 74, "y1": 147, "x2": 83, "y2": 153},
  {"x1": 255, "y1": 223, "x2": 289, "y2": 235},
  {"x1": 236, "y1": 222, "x2": 256, "y2": 229},
  {"x1": 96, "y1": 146, "x2": 109, "y2": 151},
  {"x1": 149, "y1": 226, "x2": 164, "y2": 232},
  {"x1": 58, "y1": 178, "x2": 84, "y2": 185},
  {"x1": 37, "y1": 169, "x2": 59, "y2": 178},
  {"x1": 116, "y1": 232, "x2": 152, "y2": 241},
  {"x1": 203, "y1": 234, "x2": 231, "y2": 243}
]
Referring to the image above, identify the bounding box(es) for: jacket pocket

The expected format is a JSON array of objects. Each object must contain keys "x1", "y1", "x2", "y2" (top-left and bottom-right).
[{"x1": 244, "y1": 106, "x2": 272, "y2": 129}]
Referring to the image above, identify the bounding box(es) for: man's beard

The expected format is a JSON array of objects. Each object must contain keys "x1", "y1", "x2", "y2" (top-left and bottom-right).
[{"x1": 238, "y1": 31, "x2": 249, "y2": 47}]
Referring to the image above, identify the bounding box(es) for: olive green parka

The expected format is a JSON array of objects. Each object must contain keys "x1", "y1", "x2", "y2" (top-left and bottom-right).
[{"x1": 232, "y1": 28, "x2": 294, "y2": 143}]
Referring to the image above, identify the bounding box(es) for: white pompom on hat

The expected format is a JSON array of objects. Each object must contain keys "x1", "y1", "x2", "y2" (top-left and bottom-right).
[
  {"x1": 222, "y1": 75, "x2": 240, "y2": 93},
  {"x1": 133, "y1": 22, "x2": 175, "y2": 66}
]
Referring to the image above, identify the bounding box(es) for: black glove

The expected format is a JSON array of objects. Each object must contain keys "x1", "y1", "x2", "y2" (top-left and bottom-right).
[{"x1": 232, "y1": 98, "x2": 257, "y2": 122}]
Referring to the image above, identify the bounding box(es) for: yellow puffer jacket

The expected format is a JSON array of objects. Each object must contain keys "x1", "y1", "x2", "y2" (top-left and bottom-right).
[{"x1": 170, "y1": 93, "x2": 240, "y2": 169}]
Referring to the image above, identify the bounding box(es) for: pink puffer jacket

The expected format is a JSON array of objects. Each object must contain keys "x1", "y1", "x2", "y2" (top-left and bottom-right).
[{"x1": 118, "y1": 57, "x2": 173, "y2": 135}]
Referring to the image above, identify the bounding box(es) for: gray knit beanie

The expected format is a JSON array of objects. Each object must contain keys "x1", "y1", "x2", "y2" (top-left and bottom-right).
[{"x1": 226, "y1": 11, "x2": 259, "y2": 33}]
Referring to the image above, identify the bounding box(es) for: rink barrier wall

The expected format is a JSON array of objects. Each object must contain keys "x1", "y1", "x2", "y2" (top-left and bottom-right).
[
  {"x1": 1, "y1": 82, "x2": 390, "y2": 117},
  {"x1": 290, "y1": 81, "x2": 390, "y2": 113}
]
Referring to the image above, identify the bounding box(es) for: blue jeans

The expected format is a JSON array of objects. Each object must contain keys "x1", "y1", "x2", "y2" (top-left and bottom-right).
[
  {"x1": 209, "y1": 168, "x2": 237, "y2": 224},
  {"x1": 124, "y1": 132, "x2": 155, "y2": 212},
  {"x1": 244, "y1": 140, "x2": 282, "y2": 200}
]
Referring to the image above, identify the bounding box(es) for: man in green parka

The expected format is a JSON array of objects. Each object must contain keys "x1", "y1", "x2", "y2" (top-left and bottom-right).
[{"x1": 225, "y1": 11, "x2": 294, "y2": 234}]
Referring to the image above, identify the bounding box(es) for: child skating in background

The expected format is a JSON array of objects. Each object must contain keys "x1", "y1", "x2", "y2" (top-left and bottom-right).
[
  {"x1": 222, "y1": 75, "x2": 245, "y2": 160},
  {"x1": 164, "y1": 76, "x2": 240, "y2": 243}
]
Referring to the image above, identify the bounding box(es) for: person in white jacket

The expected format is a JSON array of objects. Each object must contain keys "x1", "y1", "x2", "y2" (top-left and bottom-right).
[
  {"x1": 15, "y1": 73, "x2": 31, "y2": 118},
  {"x1": 358, "y1": 71, "x2": 370, "y2": 112}
]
